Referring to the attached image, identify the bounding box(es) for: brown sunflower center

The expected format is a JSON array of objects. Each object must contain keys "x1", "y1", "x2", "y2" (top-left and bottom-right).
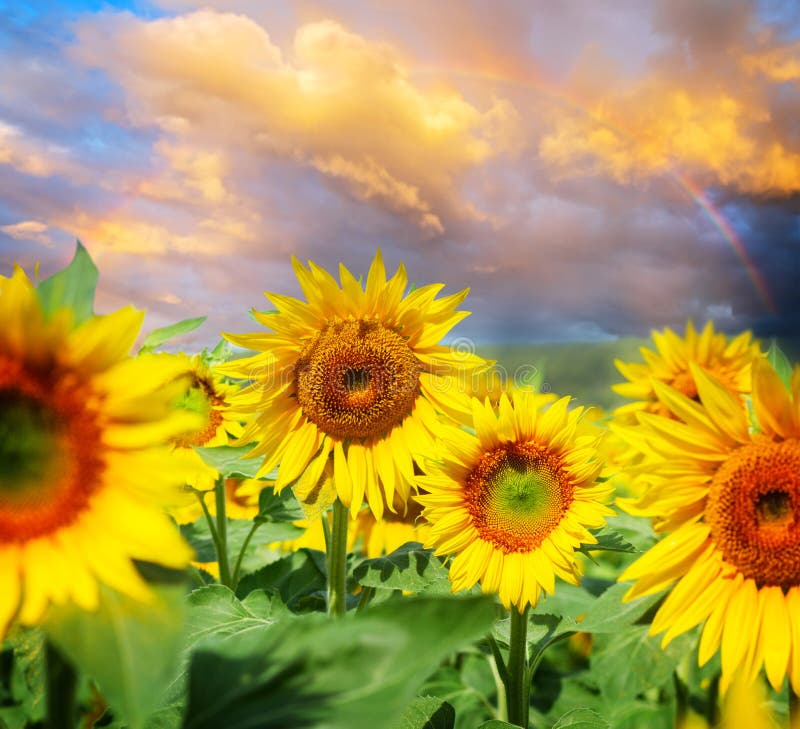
[
  {"x1": 0, "y1": 357, "x2": 104, "y2": 544},
  {"x1": 295, "y1": 319, "x2": 421, "y2": 439},
  {"x1": 464, "y1": 441, "x2": 574, "y2": 553},
  {"x1": 705, "y1": 437, "x2": 800, "y2": 589},
  {"x1": 172, "y1": 374, "x2": 225, "y2": 448}
]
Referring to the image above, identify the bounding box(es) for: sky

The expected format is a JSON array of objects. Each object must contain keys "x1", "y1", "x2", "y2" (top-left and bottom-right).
[{"x1": 1, "y1": 0, "x2": 799, "y2": 348}]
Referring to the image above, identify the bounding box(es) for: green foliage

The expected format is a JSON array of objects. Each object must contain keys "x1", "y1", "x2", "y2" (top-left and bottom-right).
[
  {"x1": 182, "y1": 596, "x2": 495, "y2": 729},
  {"x1": 139, "y1": 316, "x2": 208, "y2": 352},
  {"x1": 36, "y1": 241, "x2": 98, "y2": 324},
  {"x1": 352, "y1": 542, "x2": 451, "y2": 593},
  {"x1": 45, "y1": 583, "x2": 187, "y2": 729},
  {"x1": 236, "y1": 549, "x2": 329, "y2": 612},
  {"x1": 256, "y1": 485, "x2": 305, "y2": 524},
  {"x1": 767, "y1": 339, "x2": 793, "y2": 387},
  {"x1": 552, "y1": 707, "x2": 611, "y2": 728},
  {"x1": 193, "y1": 444, "x2": 274, "y2": 479},
  {"x1": 393, "y1": 696, "x2": 455, "y2": 729}
]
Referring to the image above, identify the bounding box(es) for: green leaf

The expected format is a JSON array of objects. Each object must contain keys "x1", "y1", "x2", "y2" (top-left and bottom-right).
[
  {"x1": 193, "y1": 445, "x2": 269, "y2": 479},
  {"x1": 185, "y1": 585, "x2": 280, "y2": 646},
  {"x1": 45, "y1": 583, "x2": 186, "y2": 729},
  {"x1": 578, "y1": 527, "x2": 638, "y2": 558},
  {"x1": 139, "y1": 317, "x2": 207, "y2": 352},
  {"x1": 257, "y1": 487, "x2": 305, "y2": 524},
  {"x1": 393, "y1": 696, "x2": 455, "y2": 729},
  {"x1": 589, "y1": 626, "x2": 694, "y2": 702},
  {"x1": 2, "y1": 628, "x2": 46, "y2": 722},
  {"x1": 552, "y1": 708, "x2": 611, "y2": 728},
  {"x1": 181, "y1": 518, "x2": 297, "y2": 572},
  {"x1": 767, "y1": 340, "x2": 793, "y2": 388},
  {"x1": 36, "y1": 241, "x2": 98, "y2": 324},
  {"x1": 236, "y1": 549, "x2": 328, "y2": 611},
  {"x1": 352, "y1": 542, "x2": 450, "y2": 593},
  {"x1": 182, "y1": 595, "x2": 495, "y2": 729},
  {"x1": 477, "y1": 722, "x2": 518, "y2": 728},
  {"x1": 495, "y1": 612, "x2": 577, "y2": 653},
  {"x1": 576, "y1": 582, "x2": 662, "y2": 633}
]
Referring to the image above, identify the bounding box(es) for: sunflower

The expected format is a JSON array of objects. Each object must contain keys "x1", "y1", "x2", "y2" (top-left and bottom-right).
[
  {"x1": 417, "y1": 391, "x2": 612, "y2": 610},
  {"x1": 0, "y1": 267, "x2": 197, "y2": 635},
  {"x1": 613, "y1": 321, "x2": 761, "y2": 421},
  {"x1": 350, "y1": 489, "x2": 430, "y2": 558},
  {"x1": 618, "y1": 359, "x2": 800, "y2": 693},
  {"x1": 219, "y1": 250, "x2": 489, "y2": 519},
  {"x1": 168, "y1": 353, "x2": 250, "y2": 523}
]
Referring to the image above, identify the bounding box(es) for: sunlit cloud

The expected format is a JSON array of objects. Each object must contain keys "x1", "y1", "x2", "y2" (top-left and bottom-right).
[{"x1": 71, "y1": 11, "x2": 519, "y2": 239}]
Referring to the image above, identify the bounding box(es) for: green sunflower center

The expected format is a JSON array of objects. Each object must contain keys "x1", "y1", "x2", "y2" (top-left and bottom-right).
[
  {"x1": 492, "y1": 454, "x2": 558, "y2": 517},
  {"x1": 0, "y1": 390, "x2": 65, "y2": 494},
  {"x1": 464, "y1": 442, "x2": 573, "y2": 553},
  {"x1": 0, "y1": 359, "x2": 105, "y2": 544},
  {"x1": 295, "y1": 319, "x2": 421, "y2": 439}
]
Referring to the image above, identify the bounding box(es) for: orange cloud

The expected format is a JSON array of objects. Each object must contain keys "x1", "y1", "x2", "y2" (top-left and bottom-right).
[
  {"x1": 538, "y1": 43, "x2": 800, "y2": 195},
  {"x1": 741, "y1": 40, "x2": 800, "y2": 82},
  {"x1": 72, "y1": 11, "x2": 520, "y2": 237}
]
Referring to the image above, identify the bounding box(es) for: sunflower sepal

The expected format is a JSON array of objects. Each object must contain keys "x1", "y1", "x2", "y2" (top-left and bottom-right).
[
  {"x1": 36, "y1": 241, "x2": 98, "y2": 326},
  {"x1": 194, "y1": 444, "x2": 270, "y2": 480},
  {"x1": 138, "y1": 316, "x2": 207, "y2": 354}
]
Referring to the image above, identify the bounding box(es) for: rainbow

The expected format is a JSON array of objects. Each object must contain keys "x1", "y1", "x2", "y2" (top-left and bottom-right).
[{"x1": 413, "y1": 63, "x2": 778, "y2": 314}]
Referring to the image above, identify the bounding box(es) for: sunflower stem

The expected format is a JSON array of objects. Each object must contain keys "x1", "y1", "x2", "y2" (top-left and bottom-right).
[
  {"x1": 506, "y1": 604, "x2": 531, "y2": 728},
  {"x1": 327, "y1": 498, "x2": 349, "y2": 618},
  {"x1": 356, "y1": 586, "x2": 376, "y2": 613},
  {"x1": 214, "y1": 476, "x2": 233, "y2": 589},
  {"x1": 231, "y1": 520, "x2": 262, "y2": 590},
  {"x1": 45, "y1": 641, "x2": 77, "y2": 729}
]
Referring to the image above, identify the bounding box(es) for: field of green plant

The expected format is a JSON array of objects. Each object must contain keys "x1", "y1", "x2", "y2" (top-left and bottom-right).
[{"x1": 2, "y1": 245, "x2": 799, "y2": 729}]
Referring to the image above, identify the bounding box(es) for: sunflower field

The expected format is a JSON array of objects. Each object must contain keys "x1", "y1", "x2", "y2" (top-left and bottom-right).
[{"x1": 2, "y1": 243, "x2": 799, "y2": 729}]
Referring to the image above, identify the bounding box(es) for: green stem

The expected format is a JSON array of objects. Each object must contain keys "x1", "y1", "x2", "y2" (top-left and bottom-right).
[
  {"x1": 46, "y1": 641, "x2": 77, "y2": 729},
  {"x1": 487, "y1": 640, "x2": 508, "y2": 722},
  {"x1": 356, "y1": 586, "x2": 376, "y2": 613},
  {"x1": 214, "y1": 477, "x2": 233, "y2": 589},
  {"x1": 506, "y1": 605, "x2": 531, "y2": 728},
  {"x1": 231, "y1": 520, "x2": 262, "y2": 590},
  {"x1": 327, "y1": 499, "x2": 349, "y2": 618},
  {"x1": 487, "y1": 634, "x2": 509, "y2": 685}
]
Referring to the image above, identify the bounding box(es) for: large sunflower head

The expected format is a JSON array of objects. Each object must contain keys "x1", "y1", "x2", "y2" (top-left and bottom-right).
[
  {"x1": 618, "y1": 357, "x2": 800, "y2": 693},
  {"x1": 417, "y1": 391, "x2": 612, "y2": 611},
  {"x1": 0, "y1": 265, "x2": 197, "y2": 636},
  {"x1": 218, "y1": 250, "x2": 490, "y2": 519},
  {"x1": 613, "y1": 321, "x2": 761, "y2": 421}
]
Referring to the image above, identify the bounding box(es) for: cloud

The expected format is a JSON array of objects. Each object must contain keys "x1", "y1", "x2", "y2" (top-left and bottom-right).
[
  {"x1": 71, "y1": 11, "x2": 520, "y2": 237},
  {"x1": 0, "y1": 220, "x2": 52, "y2": 247},
  {"x1": 537, "y1": 2, "x2": 800, "y2": 196}
]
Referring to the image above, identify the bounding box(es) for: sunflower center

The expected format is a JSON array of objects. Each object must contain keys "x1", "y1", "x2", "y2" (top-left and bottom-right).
[
  {"x1": 172, "y1": 375, "x2": 225, "y2": 448},
  {"x1": 0, "y1": 391, "x2": 63, "y2": 490},
  {"x1": 464, "y1": 442, "x2": 574, "y2": 553},
  {"x1": 705, "y1": 437, "x2": 800, "y2": 589},
  {"x1": 0, "y1": 359, "x2": 104, "y2": 544},
  {"x1": 295, "y1": 319, "x2": 421, "y2": 440}
]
